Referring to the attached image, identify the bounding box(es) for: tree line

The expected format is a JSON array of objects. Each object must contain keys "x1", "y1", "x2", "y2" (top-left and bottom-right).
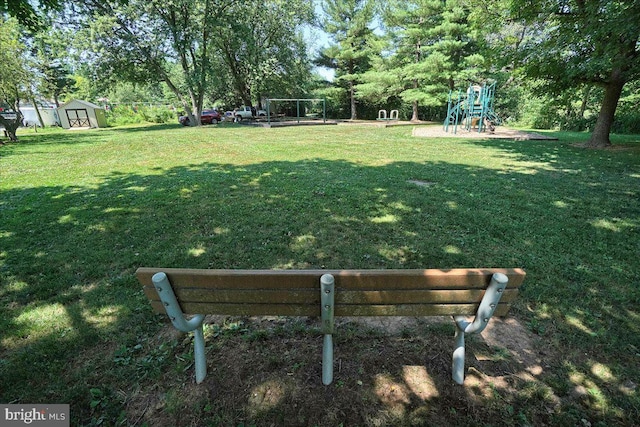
[{"x1": 2, "y1": 0, "x2": 639, "y2": 147}]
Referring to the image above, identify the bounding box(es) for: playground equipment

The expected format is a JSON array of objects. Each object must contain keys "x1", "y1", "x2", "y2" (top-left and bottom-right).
[
  {"x1": 377, "y1": 109, "x2": 399, "y2": 121},
  {"x1": 444, "y1": 82, "x2": 501, "y2": 134}
]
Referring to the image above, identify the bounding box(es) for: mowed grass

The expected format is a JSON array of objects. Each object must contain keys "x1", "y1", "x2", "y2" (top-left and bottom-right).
[{"x1": 1, "y1": 123, "x2": 639, "y2": 426}]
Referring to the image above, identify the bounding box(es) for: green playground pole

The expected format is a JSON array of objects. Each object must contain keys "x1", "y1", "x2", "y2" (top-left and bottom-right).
[
  {"x1": 444, "y1": 90, "x2": 452, "y2": 132},
  {"x1": 455, "y1": 90, "x2": 462, "y2": 134}
]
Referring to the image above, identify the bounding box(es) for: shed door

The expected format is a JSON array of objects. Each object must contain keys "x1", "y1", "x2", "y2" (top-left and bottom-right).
[{"x1": 66, "y1": 109, "x2": 90, "y2": 128}]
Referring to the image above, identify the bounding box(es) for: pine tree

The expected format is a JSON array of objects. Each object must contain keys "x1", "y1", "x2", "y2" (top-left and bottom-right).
[
  {"x1": 360, "y1": 0, "x2": 485, "y2": 121},
  {"x1": 318, "y1": 0, "x2": 377, "y2": 120}
]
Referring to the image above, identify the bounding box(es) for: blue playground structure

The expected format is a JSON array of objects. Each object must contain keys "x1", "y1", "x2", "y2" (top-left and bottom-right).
[{"x1": 444, "y1": 82, "x2": 501, "y2": 134}]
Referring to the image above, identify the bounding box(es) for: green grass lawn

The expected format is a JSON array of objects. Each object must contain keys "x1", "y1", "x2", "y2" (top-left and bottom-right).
[{"x1": 1, "y1": 123, "x2": 639, "y2": 426}]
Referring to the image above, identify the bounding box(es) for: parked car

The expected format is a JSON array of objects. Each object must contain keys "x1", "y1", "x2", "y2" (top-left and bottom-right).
[
  {"x1": 233, "y1": 106, "x2": 267, "y2": 121},
  {"x1": 179, "y1": 109, "x2": 222, "y2": 126}
]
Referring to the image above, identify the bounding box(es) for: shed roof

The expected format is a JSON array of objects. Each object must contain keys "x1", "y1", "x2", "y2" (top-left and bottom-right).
[{"x1": 57, "y1": 99, "x2": 103, "y2": 110}]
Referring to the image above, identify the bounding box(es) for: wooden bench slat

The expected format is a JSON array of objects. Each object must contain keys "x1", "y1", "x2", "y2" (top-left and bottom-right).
[
  {"x1": 136, "y1": 268, "x2": 525, "y2": 290},
  {"x1": 338, "y1": 289, "x2": 518, "y2": 304},
  {"x1": 337, "y1": 303, "x2": 513, "y2": 317},
  {"x1": 149, "y1": 301, "x2": 317, "y2": 316},
  {"x1": 143, "y1": 287, "x2": 518, "y2": 305},
  {"x1": 150, "y1": 300, "x2": 513, "y2": 317}
]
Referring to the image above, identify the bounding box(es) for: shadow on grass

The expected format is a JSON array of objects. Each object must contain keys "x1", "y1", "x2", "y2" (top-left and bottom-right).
[
  {"x1": 1, "y1": 153, "x2": 638, "y2": 425},
  {"x1": 104, "y1": 123, "x2": 185, "y2": 133},
  {"x1": 1, "y1": 124, "x2": 186, "y2": 158}
]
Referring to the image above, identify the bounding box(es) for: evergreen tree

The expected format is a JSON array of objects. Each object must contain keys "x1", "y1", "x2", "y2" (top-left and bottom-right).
[
  {"x1": 318, "y1": 0, "x2": 377, "y2": 120},
  {"x1": 359, "y1": 0, "x2": 485, "y2": 121}
]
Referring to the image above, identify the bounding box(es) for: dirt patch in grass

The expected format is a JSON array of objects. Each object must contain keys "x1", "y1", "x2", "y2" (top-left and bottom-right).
[
  {"x1": 407, "y1": 180, "x2": 437, "y2": 188},
  {"x1": 127, "y1": 315, "x2": 560, "y2": 426}
]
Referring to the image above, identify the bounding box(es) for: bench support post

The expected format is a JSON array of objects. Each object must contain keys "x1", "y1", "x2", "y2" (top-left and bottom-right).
[
  {"x1": 451, "y1": 272, "x2": 508, "y2": 384},
  {"x1": 320, "y1": 274, "x2": 335, "y2": 385},
  {"x1": 152, "y1": 272, "x2": 207, "y2": 384}
]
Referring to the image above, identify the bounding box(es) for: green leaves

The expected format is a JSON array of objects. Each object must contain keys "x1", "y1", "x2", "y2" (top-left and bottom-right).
[
  {"x1": 501, "y1": 0, "x2": 640, "y2": 145},
  {"x1": 319, "y1": 0, "x2": 379, "y2": 118},
  {"x1": 355, "y1": 0, "x2": 488, "y2": 118}
]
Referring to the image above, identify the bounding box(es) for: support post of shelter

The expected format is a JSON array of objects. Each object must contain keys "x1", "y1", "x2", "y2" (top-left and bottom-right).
[
  {"x1": 267, "y1": 101, "x2": 271, "y2": 126},
  {"x1": 323, "y1": 99, "x2": 326, "y2": 124}
]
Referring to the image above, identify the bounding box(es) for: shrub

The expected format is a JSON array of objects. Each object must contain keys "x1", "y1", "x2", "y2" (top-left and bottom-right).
[
  {"x1": 105, "y1": 105, "x2": 176, "y2": 127},
  {"x1": 139, "y1": 107, "x2": 175, "y2": 124}
]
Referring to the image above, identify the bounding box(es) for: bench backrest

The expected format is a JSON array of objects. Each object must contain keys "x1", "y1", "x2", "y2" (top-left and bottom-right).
[{"x1": 136, "y1": 268, "x2": 525, "y2": 317}]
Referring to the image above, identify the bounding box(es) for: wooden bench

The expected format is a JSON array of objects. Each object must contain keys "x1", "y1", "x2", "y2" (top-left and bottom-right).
[{"x1": 136, "y1": 267, "x2": 525, "y2": 385}]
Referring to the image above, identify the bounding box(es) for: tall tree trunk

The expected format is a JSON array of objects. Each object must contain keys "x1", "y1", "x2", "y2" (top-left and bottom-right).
[
  {"x1": 189, "y1": 89, "x2": 202, "y2": 126},
  {"x1": 411, "y1": 79, "x2": 419, "y2": 121},
  {"x1": 348, "y1": 57, "x2": 357, "y2": 120},
  {"x1": 349, "y1": 79, "x2": 357, "y2": 120},
  {"x1": 587, "y1": 70, "x2": 625, "y2": 148},
  {"x1": 579, "y1": 85, "x2": 591, "y2": 119},
  {"x1": 0, "y1": 99, "x2": 22, "y2": 142},
  {"x1": 411, "y1": 39, "x2": 421, "y2": 122},
  {"x1": 32, "y1": 97, "x2": 45, "y2": 128},
  {"x1": 0, "y1": 116, "x2": 20, "y2": 141},
  {"x1": 411, "y1": 100, "x2": 419, "y2": 122},
  {"x1": 192, "y1": 0, "x2": 211, "y2": 123},
  {"x1": 160, "y1": 70, "x2": 196, "y2": 125}
]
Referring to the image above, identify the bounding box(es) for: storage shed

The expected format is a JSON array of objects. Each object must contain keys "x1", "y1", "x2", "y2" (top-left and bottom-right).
[{"x1": 57, "y1": 99, "x2": 107, "y2": 129}]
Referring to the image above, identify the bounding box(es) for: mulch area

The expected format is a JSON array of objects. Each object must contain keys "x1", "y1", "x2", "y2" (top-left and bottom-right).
[{"x1": 412, "y1": 125, "x2": 558, "y2": 140}]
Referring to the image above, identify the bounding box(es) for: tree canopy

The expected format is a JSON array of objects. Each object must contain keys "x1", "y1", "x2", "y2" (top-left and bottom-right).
[
  {"x1": 1, "y1": 0, "x2": 59, "y2": 30},
  {"x1": 2, "y1": 0, "x2": 639, "y2": 143},
  {"x1": 0, "y1": 17, "x2": 30, "y2": 140},
  {"x1": 505, "y1": 0, "x2": 640, "y2": 147}
]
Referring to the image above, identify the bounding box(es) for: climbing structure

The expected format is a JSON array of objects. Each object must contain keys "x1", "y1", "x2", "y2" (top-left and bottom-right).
[{"x1": 444, "y1": 82, "x2": 500, "y2": 134}]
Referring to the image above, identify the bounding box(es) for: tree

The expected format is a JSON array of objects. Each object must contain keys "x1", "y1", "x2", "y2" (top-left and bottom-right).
[
  {"x1": 29, "y1": 27, "x2": 76, "y2": 107},
  {"x1": 76, "y1": 0, "x2": 313, "y2": 125},
  {"x1": 213, "y1": 0, "x2": 314, "y2": 106},
  {"x1": 1, "y1": 0, "x2": 59, "y2": 30},
  {"x1": 319, "y1": 0, "x2": 377, "y2": 120},
  {"x1": 39, "y1": 63, "x2": 75, "y2": 107},
  {"x1": 76, "y1": 0, "x2": 229, "y2": 125},
  {"x1": 0, "y1": 17, "x2": 29, "y2": 141},
  {"x1": 509, "y1": 0, "x2": 640, "y2": 147},
  {"x1": 359, "y1": 0, "x2": 486, "y2": 121}
]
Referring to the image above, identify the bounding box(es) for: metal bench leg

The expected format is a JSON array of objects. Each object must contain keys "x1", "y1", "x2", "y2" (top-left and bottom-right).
[
  {"x1": 320, "y1": 274, "x2": 335, "y2": 385},
  {"x1": 451, "y1": 272, "x2": 508, "y2": 384},
  {"x1": 152, "y1": 272, "x2": 207, "y2": 383},
  {"x1": 452, "y1": 327, "x2": 467, "y2": 384},
  {"x1": 193, "y1": 325, "x2": 206, "y2": 384}
]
